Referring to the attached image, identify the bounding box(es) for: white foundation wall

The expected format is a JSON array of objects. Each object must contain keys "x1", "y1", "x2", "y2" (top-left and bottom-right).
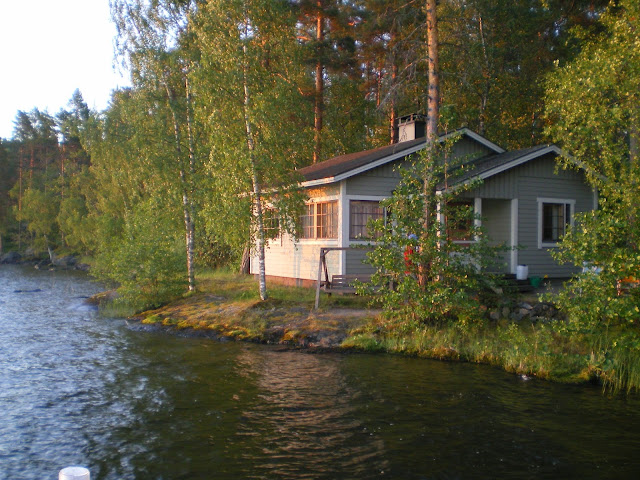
[{"x1": 250, "y1": 234, "x2": 343, "y2": 282}]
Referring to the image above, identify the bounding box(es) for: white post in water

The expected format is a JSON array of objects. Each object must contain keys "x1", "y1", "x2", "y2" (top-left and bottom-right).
[{"x1": 59, "y1": 466, "x2": 90, "y2": 480}]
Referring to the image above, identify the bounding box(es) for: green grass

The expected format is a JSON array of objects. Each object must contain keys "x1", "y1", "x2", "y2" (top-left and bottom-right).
[
  {"x1": 195, "y1": 268, "x2": 371, "y2": 309},
  {"x1": 344, "y1": 318, "x2": 640, "y2": 392}
]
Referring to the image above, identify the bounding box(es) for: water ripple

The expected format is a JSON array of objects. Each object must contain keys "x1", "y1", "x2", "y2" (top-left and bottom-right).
[{"x1": 2, "y1": 265, "x2": 640, "y2": 479}]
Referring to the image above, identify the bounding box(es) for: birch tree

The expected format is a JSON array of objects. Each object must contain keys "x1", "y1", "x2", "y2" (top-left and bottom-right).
[
  {"x1": 194, "y1": 0, "x2": 309, "y2": 300},
  {"x1": 112, "y1": 0, "x2": 200, "y2": 292}
]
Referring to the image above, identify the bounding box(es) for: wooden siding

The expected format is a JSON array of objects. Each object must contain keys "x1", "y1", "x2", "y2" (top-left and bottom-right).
[
  {"x1": 467, "y1": 154, "x2": 593, "y2": 277},
  {"x1": 306, "y1": 184, "x2": 339, "y2": 198},
  {"x1": 346, "y1": 136, "x2": 493, "y2": 196},
  {"x1": 450, "y1": 135, "x2": 494, "y2": 160},
  {"x1": 250, "y1": 234, "x2": 342, "y2": 282},
  {"x1": 516, "y1": 174, "x2": 593, "y2": 277},
  {"x1": 346, "y1": 160, "x2": 403, "y2": 196},
  {"x1": 345, "y1": 248, "x2": 376, "y2": 276},
  {"x1": 481, "y1": 199, "x2": 512, "y2": 272}
]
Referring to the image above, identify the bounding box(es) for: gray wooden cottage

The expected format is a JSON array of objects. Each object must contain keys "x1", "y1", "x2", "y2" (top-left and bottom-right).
[{"x1": 250, "y1": 116, "x2": 596, "y2": 286}]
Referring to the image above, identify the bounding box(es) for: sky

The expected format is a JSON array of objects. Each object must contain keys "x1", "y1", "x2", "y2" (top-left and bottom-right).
[{"x1": 0, "y1": 0, "x2": 129, "y2": 139}]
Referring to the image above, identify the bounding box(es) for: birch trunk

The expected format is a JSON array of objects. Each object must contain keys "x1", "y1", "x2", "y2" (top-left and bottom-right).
[
  {"x1": 184, "y1": 73, "x2": 197, "y2": 292},
  {"x1": 241, "y1": 21, "x2": 268, "y2": 301},
  {"x1": 477, "y1": 14, "x2": 490, "y2": 137},
  {"x1": 163, "y1": 77, "x2": 196, "y2": 292}
]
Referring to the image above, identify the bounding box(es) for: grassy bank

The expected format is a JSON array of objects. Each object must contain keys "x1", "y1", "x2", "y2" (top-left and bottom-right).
[
  {"x1": 126, "y1": 270, "x2": 376, "y2": 348},
  {"x1": 344, "y1": 319, "x2": 640, "y2": 393},
  {"x1": 344, "y1": 321, "x2": 591, "y2": 383},
  {"x1": 107, "y1": 270, "x2": 640, "y2": 393}
]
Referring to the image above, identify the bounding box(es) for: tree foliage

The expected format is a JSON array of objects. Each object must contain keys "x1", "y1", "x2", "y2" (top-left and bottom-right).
[
  {"x1": 363, "y1": 140, "x2": 506, "y2": 326},
  {"x1": 193, "y1": 0, "x2": 310, "y2": 299},
  {"x1": 544, "y1": 0, "x2": 640, "y2": 390}
]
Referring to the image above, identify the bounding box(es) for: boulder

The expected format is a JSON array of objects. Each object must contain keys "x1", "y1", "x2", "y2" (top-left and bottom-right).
[
  {"x1": 75, "y1": 263, "x2": 90, "y2": 272},
  {"x1": 54, "y1": 255, "x2": 77, "y2": 268},
  {"x1": 0, "y1": 251, "x2": 21, "y2": 264}
]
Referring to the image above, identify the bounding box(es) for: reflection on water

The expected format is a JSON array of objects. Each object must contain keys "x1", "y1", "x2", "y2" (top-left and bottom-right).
[
  {"x1": 1, "y1": 265, "x2": 640, "y2": 479},
  {"x1": 234, "y1": 349, "x2": 387, "y2": 479}
]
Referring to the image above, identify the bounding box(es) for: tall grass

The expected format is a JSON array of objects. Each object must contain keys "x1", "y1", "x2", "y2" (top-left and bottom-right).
[{"x1": 343, "y1": 318, "x2": 640, "y2": 389}]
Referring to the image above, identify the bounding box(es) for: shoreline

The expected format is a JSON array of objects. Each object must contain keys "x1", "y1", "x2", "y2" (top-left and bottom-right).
[
  {"x1": 127, "y1": 291, "x2": 379, "y2": 350},
  {"x1": 111, "y1": 289, "x2": 598, "y2": 388},
  {"x1": 84, "y1": 272, "x2": 636, "y2": 393}
]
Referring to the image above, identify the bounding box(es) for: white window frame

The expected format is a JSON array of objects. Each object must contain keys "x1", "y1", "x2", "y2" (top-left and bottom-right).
[
  {"x1": 349, "y1": 199, "x2": 386, "y2": 240},
  {"x1": 346, "y1": 194, "x2": 388, "y2": 245},
  {"x1": 537, "y1": 197, "x2": 575, "y2": 248},
  {"x1": 298, "y1": 197, "x2": 340, "y2": 243}
]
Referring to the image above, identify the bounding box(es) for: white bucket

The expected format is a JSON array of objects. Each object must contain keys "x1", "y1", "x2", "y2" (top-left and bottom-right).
[
  {"x1": 59, "y1": 467, "x2": 90, "y2": 480},
  {"x1": 516, "y1": 265, "x2": 529, "y2": 280}
]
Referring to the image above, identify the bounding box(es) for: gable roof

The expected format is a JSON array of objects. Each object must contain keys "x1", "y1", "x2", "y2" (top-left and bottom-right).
[
  {"x1": 298, "y1": 128, "x2": 505, "y2": 187},
  {"x1": 438, "y1": 144, "x2": 562, "y2": 189}
]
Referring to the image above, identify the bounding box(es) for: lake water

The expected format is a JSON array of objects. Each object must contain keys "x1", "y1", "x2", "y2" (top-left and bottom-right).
[{"x1": 2, "y1": 265, "x2": 640, "y2": 479}]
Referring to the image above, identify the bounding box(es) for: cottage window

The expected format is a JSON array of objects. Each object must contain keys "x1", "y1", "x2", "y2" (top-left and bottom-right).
[
  {"x1": 300, "y1": 204, "x2": 315, "y2": 239},
  {"x1": 300, "y1": 201, "x2": 338, "y2": 239},
  {"x1": 263, "y1": 208, "x2": 280, "y2": 239},
  {"x1": 316, "y1": 201, "x2": 338, "y2": 238},
  {"x1": 538, "y1": 198, "x2": 574, "y2": 247},
  {"x1": 350, "y1": 200, "x2": 384, "y2": 239}
]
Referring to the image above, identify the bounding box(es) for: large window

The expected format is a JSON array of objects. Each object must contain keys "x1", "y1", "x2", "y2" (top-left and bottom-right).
[
  {"x1": 350, "y1": 200, "x2": 384, "y2": 240},
  {"x1": 300, "y1": 201, "x2": 338, "y2": 239},
  {"x1": 538, "y1": 198, "x2": 574, "y2": 247}
]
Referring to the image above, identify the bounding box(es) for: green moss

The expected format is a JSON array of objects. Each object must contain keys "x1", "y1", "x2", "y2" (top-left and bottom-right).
[{"x1": 142, "y1": 314, "x2": 161, "y2": 324}]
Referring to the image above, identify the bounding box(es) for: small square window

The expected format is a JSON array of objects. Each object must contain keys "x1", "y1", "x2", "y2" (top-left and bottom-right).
[
  {"x1": 350, "y1": 200, "x2": 384, "y2": 240},
  {"x1": 538, "y1": 198, "x2": 574, "y2": 247}
]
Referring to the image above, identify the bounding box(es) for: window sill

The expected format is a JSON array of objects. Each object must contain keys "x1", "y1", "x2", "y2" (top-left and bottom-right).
[{"x1": 296, "y1": 238, "x2": 339, "y2": 245}]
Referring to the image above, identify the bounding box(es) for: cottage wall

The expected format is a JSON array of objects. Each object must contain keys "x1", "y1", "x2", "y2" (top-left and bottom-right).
[
  {"x1": 481, "y1": 199, "x2": 512, "y2": 272},
  {"x1": 250, "y1": 185, "x2": 342, "y2": 284},
  {"x1": 252, "y1": 234, "x2": 341, "y2": 285},
  {"x1": 346, "y1": 136, "x2": 493, "y2": 197},
  {"x1": 253, "y1": 143, "x2": 594, "y2": 284},
  {"x1": 467, "y1": 153, "x2": 595, "y2": 277}
]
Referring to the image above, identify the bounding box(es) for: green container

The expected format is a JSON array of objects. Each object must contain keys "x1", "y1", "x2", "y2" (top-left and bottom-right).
[{"x1": 530, "y1": 276, "x2": 543, "y2": 288}]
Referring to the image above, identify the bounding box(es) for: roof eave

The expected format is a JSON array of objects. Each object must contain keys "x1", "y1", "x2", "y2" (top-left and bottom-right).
[{"x1": 300, "y1": 141, "x2": 426, "y2": 187}]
